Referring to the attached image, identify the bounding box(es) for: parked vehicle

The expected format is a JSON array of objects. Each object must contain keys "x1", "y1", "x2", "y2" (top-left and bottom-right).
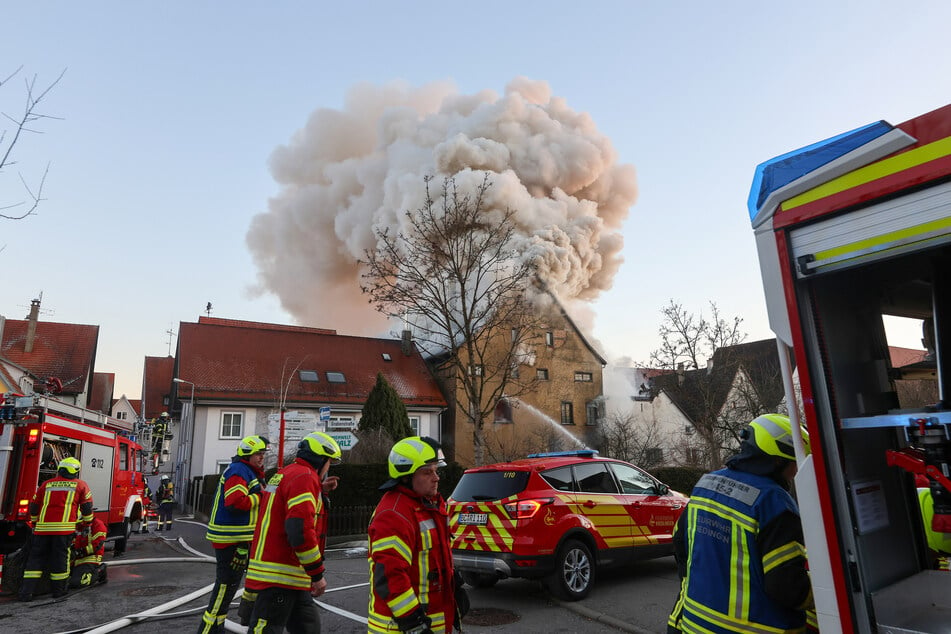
[
  {"x1": 0, "y1": 392, "x2": 148, "y2": 555},
  {"x1": 447, "y1": 449, "x2": 688, "y2": 600}
]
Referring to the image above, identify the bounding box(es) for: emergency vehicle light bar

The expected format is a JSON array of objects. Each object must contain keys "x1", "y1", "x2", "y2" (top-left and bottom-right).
[{"x1": 526, "y1": 449, "x2": 599, "y2": 459}]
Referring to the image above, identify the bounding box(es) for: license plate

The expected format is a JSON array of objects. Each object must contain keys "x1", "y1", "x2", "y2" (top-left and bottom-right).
[{"x1": 458, "y1": 513, "x2": 488, "y2": 526}]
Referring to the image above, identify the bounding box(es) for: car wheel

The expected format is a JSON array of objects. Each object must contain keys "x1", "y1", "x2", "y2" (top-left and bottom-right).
[
  {"x1": 461, "y1": 571, "x2": 499, "y2": 588},
  {"x1": 545, "y1": 539, "x2": 594, "y2": 601}
]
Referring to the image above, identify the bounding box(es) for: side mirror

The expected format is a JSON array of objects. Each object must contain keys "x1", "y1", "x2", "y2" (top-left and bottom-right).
[{"x1": 656, "y1": 483, "x2": 670, "y2": 495}]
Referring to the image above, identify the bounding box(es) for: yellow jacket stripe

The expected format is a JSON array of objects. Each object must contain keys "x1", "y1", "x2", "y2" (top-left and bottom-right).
[
  {"x1": 762, "y1": 541, "x2": 805, "y2": 574},
  {"x1": 370, "y1": 535, "x2": 413, "y2": 564}
]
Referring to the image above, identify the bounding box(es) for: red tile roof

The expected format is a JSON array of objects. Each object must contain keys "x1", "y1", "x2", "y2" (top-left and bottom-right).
[
  {"x1": 1, "y1": 319, "x2": 98, "y2": 396},
  {"x1": 889, "y1": 346, "x2": 928, "y2": 368},
  {"x1": 176, "y1": 318, "x2": 446, "y2": 408},
  {"x1": 142, "y1": 356, "x2": 175, "y2": 419}
]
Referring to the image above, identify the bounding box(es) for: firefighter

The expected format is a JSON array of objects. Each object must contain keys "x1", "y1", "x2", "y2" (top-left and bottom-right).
[
  {"x1": 196, "y1": 435, "x2": 268, "y2": 634},
  {"x1": 667, "y1": 414, "x2": 814, "y2": 633},
  {"x1": 69, "y1": 515, "x2": 108, "y2": 588},
  {"x1": 244, "y1": 431, "x2": 342, "y2": 633},
  {"x1": 367, "y1": 436, "x2": 468, "y2": 634},
  {"x1": 19, "y1": 456, "x2": 95, "y2": 601},
  {"x1": 157, "y1": 474, "x2": 175, "y2": 531}
]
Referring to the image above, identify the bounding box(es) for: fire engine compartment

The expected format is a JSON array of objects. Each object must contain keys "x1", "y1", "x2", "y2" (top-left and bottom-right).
[{"x1": 798, "y1": 238, "x2": 951, "y2": 632}]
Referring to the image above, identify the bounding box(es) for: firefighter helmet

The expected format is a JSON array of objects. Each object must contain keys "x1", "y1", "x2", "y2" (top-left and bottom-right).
[
  {"x1": 237, "y1": 435, "x2": 268, "y2": 457},
  {"x1": 58, "y1": 457, "x2": 82, "y2": 476},
  {"x1": 387, "y1": 436, "x2": 446, "y2": 479},
  {"x1": 161, "y1": 474, "x2": 170, "y2": 481},
  {"x1": 744, "y1": 414, "x2": 810, "y2": 461},
  {"x1": 298, "y1": 431, "x2": 342, "y2": 465}
]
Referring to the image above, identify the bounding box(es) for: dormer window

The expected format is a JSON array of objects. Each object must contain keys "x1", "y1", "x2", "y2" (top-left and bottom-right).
[
  {"x1": 299, "y1": 370, "x2": 320, "y2": 382},
  {"x1": 327, "y1": 372, "x2": 346, "y2": 383}
]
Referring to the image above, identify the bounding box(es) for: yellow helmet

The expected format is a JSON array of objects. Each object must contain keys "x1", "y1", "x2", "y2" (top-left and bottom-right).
[
  {"x1": 388, "y1": 436, "x2": 446, "y2": 479},
  {"x1": 58, "y1": 457, "x2": 82, "y2": 476},
  {"x1": 298, "y1": 431, "x2": 342, "y2": 465},
  {"x1": 746, "y1": 414, "x2": 810, "y2": 461},
  {"x1": 237, "y1": 435, "x2": 268, "y2": 457}
]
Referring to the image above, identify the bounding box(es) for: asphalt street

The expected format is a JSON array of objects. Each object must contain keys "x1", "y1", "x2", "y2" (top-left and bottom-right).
[{"x1": 0, "y1": 513, "x2": 681, "y2": 633}]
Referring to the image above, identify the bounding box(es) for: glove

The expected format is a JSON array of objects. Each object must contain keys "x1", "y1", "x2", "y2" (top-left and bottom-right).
[
  {"x1": 394, "y1": 608, "x2": 433, "y2": 634},
  {"x1": 230, "y1": 546, "x2": 249, "y2": 572}
]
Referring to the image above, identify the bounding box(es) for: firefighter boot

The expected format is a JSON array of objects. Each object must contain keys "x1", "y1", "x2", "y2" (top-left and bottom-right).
[
  {"x1": 18, "y1": 577, "x2": 36, "y2": 602},
  {"x1": 98, "y1": 564, "x2": 108, "y2": 584},
  {"x1": 157, "y1": 524, "x2": 163, "y2": 532},
  {"x1": 51, "y1": 581, "x2": 68, "y2": 599},
  {"x1": 164, "y1": 522, "x2": 172, "y2": 531}
]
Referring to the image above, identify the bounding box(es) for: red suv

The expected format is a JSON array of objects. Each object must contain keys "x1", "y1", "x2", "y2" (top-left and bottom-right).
[{"x1": 447, "y1": 450, "x2": 688, "y2": 600}]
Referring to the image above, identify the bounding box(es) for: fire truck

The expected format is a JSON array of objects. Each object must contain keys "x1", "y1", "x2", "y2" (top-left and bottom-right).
[
  {"x1": 0, "y1": 392, "x2": 148, "y2": 555},
  {"x1": 749, "y1": 104, "x2": 951, "y2": 632}
]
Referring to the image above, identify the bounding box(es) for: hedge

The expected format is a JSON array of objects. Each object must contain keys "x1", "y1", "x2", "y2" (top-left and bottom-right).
[{"x1": 650, "y1": 466, "x2": 705, "y2": 494}]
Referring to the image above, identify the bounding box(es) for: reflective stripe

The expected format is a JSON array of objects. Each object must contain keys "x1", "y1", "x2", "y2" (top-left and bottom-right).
[
  {"x1": 762, "y1": 541, "x2": 805, "y2": 574},
  {"x1": 388, "y1": 587, "x2": 419, "y2": 617},
  {"x1": 689, "y1": 497, "x2": 759, "y2": 533},
  {"x1": 685, "y1": 596, "x2": 791, "y2": 634},
  {"x1": 371, "y1": 535, "x2": 413, "y2": 564}
]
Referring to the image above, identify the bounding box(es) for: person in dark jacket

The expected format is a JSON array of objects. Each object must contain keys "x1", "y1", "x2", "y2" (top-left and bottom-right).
[
  {"x1": 196, "y1": 435, "x2": 268, "y2": 633},
  {"x1": 157, "y1": 474, "x2": 175, "y2": 532},
  {"x1": 667, "y1": 414, "x2": 814, "y2": 633}
]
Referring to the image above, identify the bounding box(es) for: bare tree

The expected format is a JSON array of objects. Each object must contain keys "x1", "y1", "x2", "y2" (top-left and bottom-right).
[
  {"x1": 596, "y1": 411, "x2": 670, "y2": 469},
  {"x1": 361, "y1": 174, "x2": 545, "y2": 465},
  {"x1": 1, "y1": 67, "x2": 65, "y2": 221},
  {"x1": 648, "y1": 300, "x2": 748, "y2": 469}
]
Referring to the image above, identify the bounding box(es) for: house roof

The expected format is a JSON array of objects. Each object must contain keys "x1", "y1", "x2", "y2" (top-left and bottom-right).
[
  {"x1": 0, "y1": 318, "x2": 99, "y2": 396},
  {"x1": 87, "y1": 372, "x2": 115, "y2": 414},
  {"x1": 651, "y1": 338, "x2": 785, "y2": 423},
  {"x1": 175, "y1": 317, "x2": 447, "y2": 408},
  {"x1": 142, "y1": 355, "x2": 175, "y2": 419}
]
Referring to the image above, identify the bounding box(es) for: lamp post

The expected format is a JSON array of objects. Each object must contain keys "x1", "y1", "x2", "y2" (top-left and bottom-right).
[{"x1": 172, "y1": 377, "x2": 195, "y2": 511}]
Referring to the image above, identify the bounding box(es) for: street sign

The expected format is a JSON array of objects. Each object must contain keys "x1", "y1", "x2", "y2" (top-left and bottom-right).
[
  {"x1": 327, "y1": 431, "x2": 358, "y2": 450},
  {"x1": 319, "y1": 406, "x2": 331, "y2": 422}
]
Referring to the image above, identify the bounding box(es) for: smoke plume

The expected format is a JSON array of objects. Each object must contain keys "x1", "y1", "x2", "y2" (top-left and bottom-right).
[{"x1": 247, "y1": 77, "x2": 637, "y2": 333}]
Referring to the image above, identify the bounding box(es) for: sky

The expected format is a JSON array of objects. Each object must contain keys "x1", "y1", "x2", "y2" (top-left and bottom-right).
[{"x1": 2, "y1": 2, "x2": 949, "y2": 398}]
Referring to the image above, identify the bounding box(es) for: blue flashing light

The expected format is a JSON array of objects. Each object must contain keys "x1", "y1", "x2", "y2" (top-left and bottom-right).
[{"x1": 526, "y1": 449, "x2": 599, "y2": 459}]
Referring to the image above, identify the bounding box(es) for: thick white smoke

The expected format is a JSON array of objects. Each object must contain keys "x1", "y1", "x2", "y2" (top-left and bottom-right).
[{"x1": 247, "y1": 77, "x2": 637, "y2": 333}]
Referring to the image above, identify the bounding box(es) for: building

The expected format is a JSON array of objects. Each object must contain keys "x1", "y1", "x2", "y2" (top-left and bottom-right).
[
  {"x1": 436, "y1": 304, "x2": 606, "y2": 467},
  {"x1": 168, "y1": 317, "x2": 447, "y2": 494}
]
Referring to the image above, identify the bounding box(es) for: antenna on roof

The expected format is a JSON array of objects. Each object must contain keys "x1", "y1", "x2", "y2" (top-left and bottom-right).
[
  {"x1": 19, "y1": 291, "x2": 54, "y2": 319},
  {"x1": 165, "y1": 326, "x2": 176, "y2": 356},
  {"x1": 206, "y1": 302, "x2": 213, "y2": 317}
]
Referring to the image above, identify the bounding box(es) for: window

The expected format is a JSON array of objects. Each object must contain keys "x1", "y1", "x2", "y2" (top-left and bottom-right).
[
  {"x1": 585, "y1": 400, "x2": 601, "y2": 426},
  {"x1": 609, "y1": 462, "x2": 657, "y2": 495},
  {"x1": 573, "y1": 462, "x2": 618, "y2": 494},
  {"x1": 119, "y1": 442, "x2": 128, "y2": 470},
  {"x1": 684, "y1": 424, "x2": 695, "y2": 436},
  {"x1": 645, "y1": 447, "x2": 664, "y2": 465},
  {"x1": 536, "y1": 368, "x2": 549, "y2": 380},
  {"x1": 299, "y1": 370, "x2": 319, "y2": 382},
  {"x1": 685, "y1": 448, "x2": 703, "y2": 464},
  {"x1": 221, "y1": 412, "x2": 243, "y2": 439},
  {"x1": 163, "y1": 396, "x2": 169, "y2": 406},
  {"x1": 468, "y1": 364, "x2": 484, "y2": 376},
  {"x1": 574, "y1": 371, "x2": 592, "y2": 382},
  {"x1": 511, "y1": 328, "x2": 519, "y2": 342},
  {"x1": 545, "y1": 331, "x2": 554, "y2": 347},
  {"x1": 217, "y1": 461, "x2": 230, "y2": 475},
  {"x1": 328, "y1": 416, "x2": 355, "y2": 431},
  {"x1": 115, "y1": 411, "x2": 128, "y2": 420},
  {"x1": 493, "y1": 399, "x2": 512, "y2": 423},
  {"x1": 561, "y1": 401, "x2": 574, "y2": 425},
  {"x1": 382, "y1": 353, "x2": 392, "y2": 362},
  {"x1": 541, "y1": 466, "x2": 574, "y2": 492},
  {"x1": 326, "y1": 372, "x2": 346, "y2": 383},
  {"x1": 409, "y1": 416, "x2": 420, "y2": 435},
  {"x1": 511, "y1": 363, "x2": 519, "y2": 379}
]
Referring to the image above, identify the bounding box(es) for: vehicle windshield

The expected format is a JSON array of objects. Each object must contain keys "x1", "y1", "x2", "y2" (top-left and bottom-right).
[{"x1": 450, "y1": 470, "x2": 530, "y2": 502}]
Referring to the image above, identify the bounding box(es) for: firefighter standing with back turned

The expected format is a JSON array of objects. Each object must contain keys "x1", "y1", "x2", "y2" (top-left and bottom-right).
[
  {"x1": 157, "y1": 474, "x2": 175, "y2": 531},
  {"x1": 367, "y1": 436, "x2": 468, "y2": 634},
  {"x1": 667, "y1": 414, "x2": 815, "y2": 633},
  {"x1": 196, "y1": 435, "x2": 268, "y2": 633},
  {"x1": 244, "y1": 431, "x2": 342, "y2": 633},
  {"x1": 19, "y1": 456, "x2": 94, "y2": 601}
]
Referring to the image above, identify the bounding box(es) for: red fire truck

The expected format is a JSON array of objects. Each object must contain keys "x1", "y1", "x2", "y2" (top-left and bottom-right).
[
  {"x1": 0, "y1": 392, "x2": 148, "y2": 555},
  {"x1": 749, "y1": 104, "x2": 951, "y2": 632}
]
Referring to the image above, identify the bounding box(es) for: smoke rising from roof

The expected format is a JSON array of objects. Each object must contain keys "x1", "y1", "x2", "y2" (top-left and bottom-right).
[{"x1": 247, "y1": 77, "x2": 637, "y2": 334}]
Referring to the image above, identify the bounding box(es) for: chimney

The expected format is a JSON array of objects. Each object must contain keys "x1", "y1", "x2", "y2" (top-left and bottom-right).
[
  {"x1": 706, "y1": 357, "x2": 714, "y2": 374},
  {"x1": 676, "y1": 362, "x2": 685, "y2": 386},
  {"x1": 25, "y1": 298, "x2": 41, "y2": 353},
  {"x1": 401, "y1": 329, "x2": 413, "y2": 356}
]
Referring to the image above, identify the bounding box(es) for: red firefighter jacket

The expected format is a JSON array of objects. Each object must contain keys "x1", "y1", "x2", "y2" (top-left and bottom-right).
[
  {"x1": 73, "y1": 516, "x2": 107, "y2": 566},
  {"x1": 29, "y1": 475, "x2": 94, "y2": 535},
  {"x1": 367, "y1": 485, "x2": 455, "y2": 633},
  {"x1": 245, "y1": 458, "x2": 327, "y2": 591}
]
